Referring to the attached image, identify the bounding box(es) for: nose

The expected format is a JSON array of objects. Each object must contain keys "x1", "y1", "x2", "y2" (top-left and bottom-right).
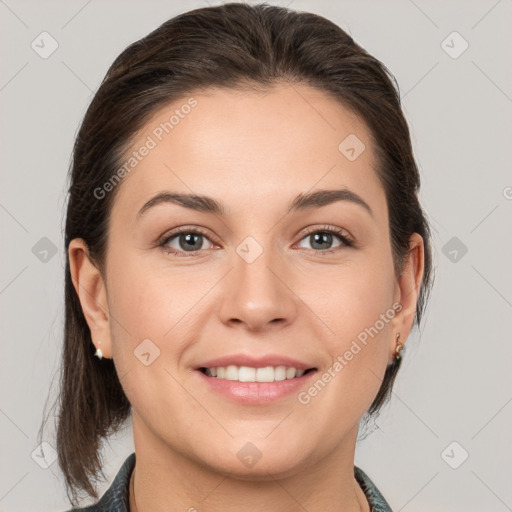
[{"x1": 218, "y1": 241, "x2": 298, "y2": 332}]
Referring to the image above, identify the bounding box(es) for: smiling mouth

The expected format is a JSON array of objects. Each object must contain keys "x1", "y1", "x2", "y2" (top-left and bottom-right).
[{"x1": 198, "y1": 365, "x2": 317, "y2": 383}]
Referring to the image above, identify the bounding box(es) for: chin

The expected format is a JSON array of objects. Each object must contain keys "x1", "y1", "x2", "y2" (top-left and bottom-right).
[{"x1": 195, "y1": 442, "x2": 314, "y2": 481}]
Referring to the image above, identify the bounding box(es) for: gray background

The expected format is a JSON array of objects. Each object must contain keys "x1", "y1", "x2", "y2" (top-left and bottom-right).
[{"x1": 1, "y1": 0, "x2": 511, "y2": 511}]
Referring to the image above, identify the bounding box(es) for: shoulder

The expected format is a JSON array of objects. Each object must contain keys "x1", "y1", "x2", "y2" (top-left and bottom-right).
[
  {"x1": 354, "y1": 466, "x2": 394, "y2": 512},
  {"x1": 64, "y1": 452, "x2": 136, "y2": 512}
]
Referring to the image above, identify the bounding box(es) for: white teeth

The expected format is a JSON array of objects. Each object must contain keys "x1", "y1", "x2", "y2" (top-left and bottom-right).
[
  {"x1": 225, "y1": 365, "x2": 238, "y2": 381},
  {"x1": 256, "y1": 366, "x2": 274, "y2": 382},
  {"x1": 274, "y1": 365, "x2": 287, "y2": 381},
  {"x1": 238, "y1": 366, "x2": 256, "y2": 382},
  {"x1": 203, "y1": 365, "x2": 310, "y2": 382}
]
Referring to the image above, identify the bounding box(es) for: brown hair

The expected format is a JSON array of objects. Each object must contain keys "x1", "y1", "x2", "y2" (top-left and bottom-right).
[{"x1": 39, "y1": 2, "x2": 433, "y2": 506}]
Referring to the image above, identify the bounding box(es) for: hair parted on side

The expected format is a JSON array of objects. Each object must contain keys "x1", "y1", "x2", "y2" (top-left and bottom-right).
[{"x1": 38, "y1": 2, "x2": 433, "y2": 506}]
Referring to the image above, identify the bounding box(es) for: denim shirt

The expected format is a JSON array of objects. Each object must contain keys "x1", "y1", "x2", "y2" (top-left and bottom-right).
[{"x1": 68, "y1": 452, "x2": 393, "y2": 511}]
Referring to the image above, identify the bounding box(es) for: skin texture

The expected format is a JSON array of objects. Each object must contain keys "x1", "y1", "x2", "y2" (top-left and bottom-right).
[{"x1": 69, "y1": 84, "x2": 424, "y2": 512}]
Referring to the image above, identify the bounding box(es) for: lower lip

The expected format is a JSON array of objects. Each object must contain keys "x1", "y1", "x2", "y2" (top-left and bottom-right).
[{"x1": 195, "y1": 370, "x2": 317, "y2": 404}]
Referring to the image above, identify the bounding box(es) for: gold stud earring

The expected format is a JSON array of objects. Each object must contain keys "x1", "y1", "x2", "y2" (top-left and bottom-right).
[
  {"x1": 94, "y1": 341, "x2": 103, "y2": 360},
  {"x1": 394, "y1": 333, "x2": 404, "y2": 361}
]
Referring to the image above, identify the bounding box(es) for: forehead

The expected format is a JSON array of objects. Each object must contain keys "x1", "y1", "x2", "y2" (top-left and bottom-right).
[{"x1": 111, "y1": 84, "x2": 386, "y2": 219}]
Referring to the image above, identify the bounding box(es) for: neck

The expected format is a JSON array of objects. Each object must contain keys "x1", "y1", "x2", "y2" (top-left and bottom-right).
[{"x1": 129, "y1": 416, "x2": 368, "y2": 512}]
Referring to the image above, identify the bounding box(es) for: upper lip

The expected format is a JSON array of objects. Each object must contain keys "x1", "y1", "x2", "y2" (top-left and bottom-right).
[{"x1": 195, "y1": 354, "x2": 316, "y2": 371}]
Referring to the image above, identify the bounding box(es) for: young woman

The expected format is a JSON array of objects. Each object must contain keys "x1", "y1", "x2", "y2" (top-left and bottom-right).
[{"x1": 46, "y1": 3, "x2": 432, "y2": 511}]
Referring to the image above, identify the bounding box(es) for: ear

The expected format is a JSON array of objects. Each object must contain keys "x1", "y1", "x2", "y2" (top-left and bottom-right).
[
  {"x1": 389, "y1": 233, "x2": 425, "y2": 360},
  {"x1": 68, "y1": 238, "x2": 112, "y2": 359}
]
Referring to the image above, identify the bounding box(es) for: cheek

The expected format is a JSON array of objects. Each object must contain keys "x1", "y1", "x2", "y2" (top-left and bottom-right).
[
  {"x1": 107, "y1": 253, "x2": 190, "y2": 338},
  {"x1": 104, "y1": 258, "x2": 194, "y2": 423},
  {"x1": 308, "y1": 250, "x2": 396, "y2": 347},
  {"x1": 105, "y1": 252, "x2": 220, "y2": 371},
  {"x1": 311, "y1": 253, "x2": 396, "y2": 405}
]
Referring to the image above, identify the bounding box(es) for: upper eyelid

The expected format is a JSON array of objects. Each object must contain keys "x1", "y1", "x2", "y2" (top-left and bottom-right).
[
  {"x1": 300, "y1": 224, "x2": 351, "y2": 238},
  {"x1": 160, "y1": 226, "x2": 219, "y2": 245}
]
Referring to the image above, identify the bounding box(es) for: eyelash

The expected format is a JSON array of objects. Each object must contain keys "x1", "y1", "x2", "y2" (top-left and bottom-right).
[{"x1": 158, "y1": 225, "x2": 354, "y2": 257}]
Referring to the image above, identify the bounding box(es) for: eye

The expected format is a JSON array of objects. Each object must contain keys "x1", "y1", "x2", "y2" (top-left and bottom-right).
[
  {"x1": 158, "y1": 225, "x2": 354, "y2": 257},
  {"x1": 296, "y1": 226, "x2": 353, "y2": 253},
  {"x1": 159, "y1": 227, "x2": 217, "y2": 257}
]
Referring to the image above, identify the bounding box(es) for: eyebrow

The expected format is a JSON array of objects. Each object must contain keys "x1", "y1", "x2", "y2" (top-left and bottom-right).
[{"x1": 137, "y1": 188, "x2": 373, "y2": 218}]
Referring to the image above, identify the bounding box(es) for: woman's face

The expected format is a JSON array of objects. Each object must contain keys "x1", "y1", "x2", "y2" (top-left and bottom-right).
[{"x1": 72, "y1": 84, "x2": 422, "y2": 478}]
